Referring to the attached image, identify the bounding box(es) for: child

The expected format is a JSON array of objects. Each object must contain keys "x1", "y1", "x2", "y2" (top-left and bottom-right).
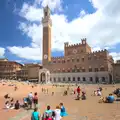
[{"x1": 59, "y1": 103, "x2": 68, "y2": 117}]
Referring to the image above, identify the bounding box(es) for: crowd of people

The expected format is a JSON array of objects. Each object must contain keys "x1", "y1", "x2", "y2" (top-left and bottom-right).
[
  {"x1": 1, "y1": 80, "x2": 120, "y2": 120},
  {"x1": 31, "y1": 103, "x2": 68, "y2": 120}
]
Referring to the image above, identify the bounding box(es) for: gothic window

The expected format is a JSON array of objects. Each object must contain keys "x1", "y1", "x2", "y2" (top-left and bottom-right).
[
  {"x1": 62, "y1": 60, "x2": 65, "y2": 63},
  {"x1": 100, "y1": 67, "x2": 105, "y2": 71},
  {"x1": 89, "y1": 68, "x2": 92, "y2": 72},
  {"x1": 62, "y1": 69, "x2": 65, "y2": 72},
  {"x1": 73, "y1": 77, "x2": 75, "y2": 81},
  {"x1": 83, "y1": 77, "x2": 86, "y2": 81},
  {"x1": 72, "y1": 69, "x2": 75, "y2": 72},
  {"x1": 82, "y1": 57, "x2": 84, "y2": 62},
  {"x1": 95, "y1": 68, "x2": 98, "y2": 72},
  {"x1": 67, "y1": 59, "x2": 70, "y2": 62},
  {"x1": 67, "y1": 69, "x2": 70, "y2": 72},
  {"x1": 82, "y1": 68, "x2": 85, "y2": 72},
  {"x1": 77, "y1": 68, "x2": 80, "y2": 72},
  {"x1": 77, "y1": 58, "x2": 79, "y2": 62},
  {"x1": 72, "y1": 58, "x2": 74, "y2": 62},
  {"x1": 50, "y1": 77, "x2": 52, "y2": 81}
]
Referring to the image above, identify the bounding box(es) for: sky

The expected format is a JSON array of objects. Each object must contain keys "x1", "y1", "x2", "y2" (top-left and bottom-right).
[{"x1": 0, "y1": 0, "x2": 120, "y2": 64}]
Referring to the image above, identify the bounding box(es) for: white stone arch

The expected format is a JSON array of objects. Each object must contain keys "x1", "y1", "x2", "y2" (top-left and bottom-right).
[{"x1": 39, "y1": 68, "x2": 50, "y2": 83}]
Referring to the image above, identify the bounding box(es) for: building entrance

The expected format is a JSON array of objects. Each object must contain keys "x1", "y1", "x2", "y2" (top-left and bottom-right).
[{"x1": 39, "y1": 68, "x2": 50, "y2": 84}]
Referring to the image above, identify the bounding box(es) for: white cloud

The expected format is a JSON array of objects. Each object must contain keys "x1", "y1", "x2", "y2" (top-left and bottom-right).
[
  {"x1": 8, "y1": 0, "x2": 120, "y2": 61},
  {"x1": 110, "y1": 52, "x2": 120, "y2": 62},
  {"x1": 7, "y1": 46, "x2": 41, "y2": 60},
  {"x1": 0, "y1": 47, "x2": 5, "y2": 57},
  {"x1": 35, "y1": 0, "x2": 63, "y2": 11}
]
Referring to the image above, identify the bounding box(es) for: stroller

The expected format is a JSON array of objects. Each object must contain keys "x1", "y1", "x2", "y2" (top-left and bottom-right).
[{"x1": 23, "y1": 97, "x2": 29, "y2": 108}]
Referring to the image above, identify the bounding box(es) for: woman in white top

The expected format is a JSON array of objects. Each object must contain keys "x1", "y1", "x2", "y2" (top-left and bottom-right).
[{"x1": 54, "y1": 106, "x2": 61, "y2": 120}]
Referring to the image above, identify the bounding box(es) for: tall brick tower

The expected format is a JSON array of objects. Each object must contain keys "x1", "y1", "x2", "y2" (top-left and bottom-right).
[{"x1": 42, "y1": 5, "x2": 52, "y2": 66}]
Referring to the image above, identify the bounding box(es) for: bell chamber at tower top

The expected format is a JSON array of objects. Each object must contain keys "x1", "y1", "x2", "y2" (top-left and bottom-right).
[{"x1": 42, "y1": 5, "x2": 52, "y2": 27}]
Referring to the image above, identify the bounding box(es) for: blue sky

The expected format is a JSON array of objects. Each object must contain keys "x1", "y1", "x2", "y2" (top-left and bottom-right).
[{"x1": 0, "y1": 0, "x2": 120, "y2": 64}]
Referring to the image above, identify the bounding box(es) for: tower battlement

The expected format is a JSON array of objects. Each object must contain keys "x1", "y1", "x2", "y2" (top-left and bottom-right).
[{"x1": 64, "y1": 38, "x2": 87, "y2": 48}]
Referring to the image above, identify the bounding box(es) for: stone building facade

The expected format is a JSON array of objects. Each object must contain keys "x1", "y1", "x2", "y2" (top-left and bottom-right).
[
  {"x1": 39, "y1": 6, "x2": 114, "y2": 84},
  {"x1": 0, "y1": 58, "x2": 23, "y2": 79},
  {"x1": 17, "y1": 63, "x2": 42, "y2": 81},
  {"x1": 113, "y1": 60, "x2": 120, "y2": 83}
]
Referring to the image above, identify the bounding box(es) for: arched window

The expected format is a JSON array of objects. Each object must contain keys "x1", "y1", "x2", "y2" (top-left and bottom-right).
[
  {"x1": 83, "y1": 77, "x2": 86, "y2": 81},
  {"x1": 63, "y1": 77, "x2": 65, "y2": 81},
  {"x1": 82, "y1": 68, "x2": 85, "y2": 72},
  {"x1": 89, "y1": 67, "x2": 92, "y2": 72},
  {"x1": 77, "y1": 77, "x2": 80, "y2": 81},
  {"x1": 102, "y1": 77, "x2": 105, "y2": 82},
  {"x1": 54, "y1": 78, "x2": 56, "y2": 82},
  {"x1": 58, "y1": 77, "x2": 61, "y2": 82},
  {"x1": 82, "y1": 57, "x2": 84, "y2": 62},
  {"x1": 68, "y1": 77, "x2": 71, "y2": 81},
  {"x1": 77, "y1": 58, "x2": 79, "y2": 62},
  {"x1": 73, "y1": 77, "x2": 75, "y2": 81},
  {"x1": 67, "y1": 68, "x2": 70, "y2": 72},
  {"x1": 100, "y1": 66, "x2": 105, "y2": 71},
  {"x1": 89, "y1": 77, "x2": 93, "y2": 82},
  {"x1": 77, "y1": 68, "x2": 80, "y2": 72},
  {"x1": 95, "y1": 68, "x2": 98, "y2": 72}
]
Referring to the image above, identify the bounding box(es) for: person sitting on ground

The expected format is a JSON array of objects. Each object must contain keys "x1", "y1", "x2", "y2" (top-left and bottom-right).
[
  {"x1": 81, "y1": 91, "x2": 86, "y2": 100},
  {"x1": 63, "y1": 90, "x2": 67, "y2": 96},
  {"x1": 98, "y1": 96, "x2": 105, "y2": 103},
  {"x1": 99, "y1": 87, "x2": 102, "y2": 91},
  {"x1": 105, "y1": 94, "x2": 115, "y2": 103},
  {"x1": 5, "y1": 101, "x2": 10, "y2": 109},
  {"x1": 14, "y1": 100, "x2": 20, "y2": 110},
  {"x1": 23, "y1": 97, "x2": 28, "y2": 108},
  {"x1": 97, "y1": 90, "x2": 102, "y2": 96},
  {"x1": 4, "y1": 94, "x2": 10, "y2": 99},
  {"x1": 42, "y1": 105, "x2": 53, "y2": 120},
  {"x1": 31, "y1": 107, "x2": 40, "y2": 120}
]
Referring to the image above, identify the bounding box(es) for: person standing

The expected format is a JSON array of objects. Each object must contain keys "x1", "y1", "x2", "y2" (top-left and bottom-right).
[
  {"x1": 33, "y1": 92, "x2": 38, "y2": 108},
  {"x1": 28, "y1": 92, "x2": 33, "y2": 109},
  {"x1": 77, "y1": 86, "x2": 81, "y2": 99},
  {"x1": 54, "y1": 106, "x2": 61, "y2": 120},
  {"x1": 59, "y1": 103, "x2": 68, "y2": 117},
  {"x1": 31, "y1": 107, "x2": 40, "y2": 120}
]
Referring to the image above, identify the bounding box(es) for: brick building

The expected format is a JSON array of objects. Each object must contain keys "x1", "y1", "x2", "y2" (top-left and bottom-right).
[
  {"x1": 39, "y1": 6, "x2": 114, "y2": 84},
  {"x1": 0, "y1": 58, "x2": 23, "y2": 79},
  {"x1": 113, "y1": 60, "x2": 120, "y2": 83}
]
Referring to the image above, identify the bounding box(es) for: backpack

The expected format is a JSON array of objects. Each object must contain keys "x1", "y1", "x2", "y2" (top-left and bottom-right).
[{"x1": 42, "y1": 111, "x2": 53, "y2": 120}]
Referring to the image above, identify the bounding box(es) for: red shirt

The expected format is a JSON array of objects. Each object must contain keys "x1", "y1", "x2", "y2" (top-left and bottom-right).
[{"x1": 77, "y1": 88, "x2": 80, "y2": 93}]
